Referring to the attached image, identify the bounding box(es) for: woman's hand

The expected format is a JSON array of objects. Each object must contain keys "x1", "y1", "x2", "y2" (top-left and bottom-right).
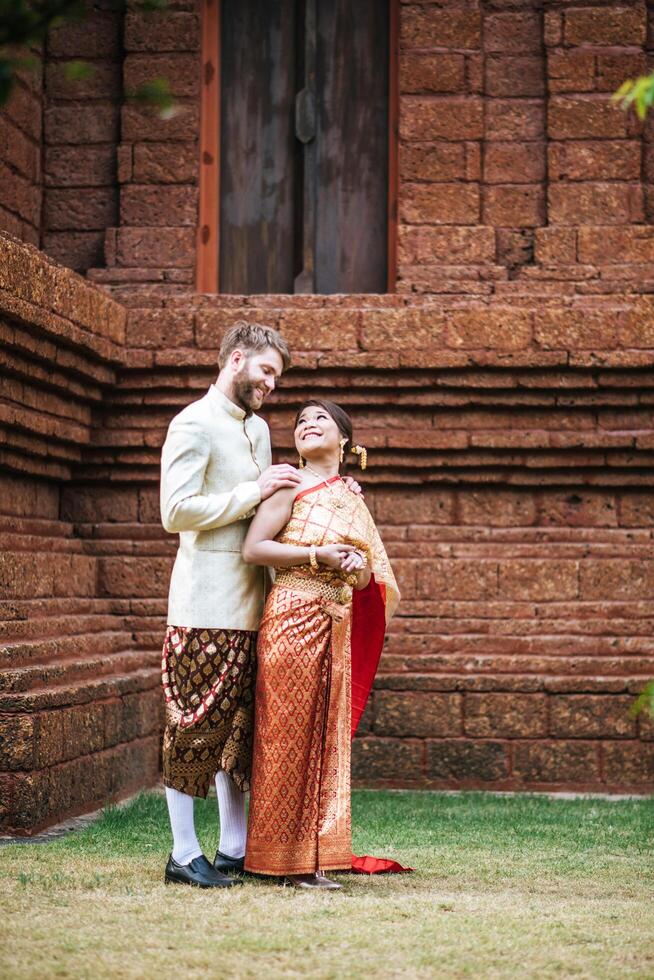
[
  {"x1": 340, "y1": 550, "x2": 367, "y2": 574},
  {"x1": 316, "y1": 543, "x2": 356, "y2": 569}
]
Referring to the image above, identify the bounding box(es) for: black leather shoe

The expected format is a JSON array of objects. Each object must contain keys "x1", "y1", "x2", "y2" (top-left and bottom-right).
[
  {"x1": 213, "y1": 849, "x2": 245, "y2": 876},
  {"x1": 165, "y1": 853, "x2": 243, "y2": 888}
]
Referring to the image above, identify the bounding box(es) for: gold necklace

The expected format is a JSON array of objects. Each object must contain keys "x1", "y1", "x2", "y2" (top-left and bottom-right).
[{"x1": 304, "y1": 464, "x2": 346, "y2": 508}]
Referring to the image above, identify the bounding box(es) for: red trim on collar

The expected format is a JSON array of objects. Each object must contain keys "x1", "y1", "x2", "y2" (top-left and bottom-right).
[{"x1": 294, "y1": 475, "x2": 341, "y2": 501}]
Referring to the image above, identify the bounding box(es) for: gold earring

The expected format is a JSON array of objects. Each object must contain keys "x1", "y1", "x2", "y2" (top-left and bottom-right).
[
  {"x1": 339, "y1": 438, "x2": 348, "y2": 464},
  {"x1": 352, "y1": 445, "x2": 367, "y2": 470},
  {"x1": 298, "y1": 456, "x2": 305, "y2": 469}
]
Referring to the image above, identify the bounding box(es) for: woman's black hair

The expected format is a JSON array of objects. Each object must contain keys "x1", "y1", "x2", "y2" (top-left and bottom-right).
[{"x1": 294, "y1": 399, "x2": 353, "y2": 467}]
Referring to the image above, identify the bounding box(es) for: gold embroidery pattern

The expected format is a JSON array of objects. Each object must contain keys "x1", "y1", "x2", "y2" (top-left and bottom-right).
[
  {"x1": 245, "y1": 585, "x2": 352, "y2": 876},
  {"x1": 275, "y1": 480, "x2": 399, "y2": 622},
  {"x1": 161, "y1": 626, "x2": 257, "y2": 797}
]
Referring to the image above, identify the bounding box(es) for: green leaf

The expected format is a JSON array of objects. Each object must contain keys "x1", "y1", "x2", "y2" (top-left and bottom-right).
[
  {"x1": 611, "y1": 79, "x2": 633, "y2": 103},
  {"x1": 64, "y1": 59, "x2": 93, "y2": 81},
  {"x1": 614, "y1": 70, "x2": 654, "y2": 119},
  {"x1": 629, "y1": 680, "x2": 654, "y2": 719},
  {"x1": 134, "y1": 0, "x2": 169, "y2": 10},
  {"x1": 127, "y1": 76, "x2": 177, "y2": 118}
]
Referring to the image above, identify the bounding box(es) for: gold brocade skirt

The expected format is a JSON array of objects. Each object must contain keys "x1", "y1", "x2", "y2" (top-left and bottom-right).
[{"x1": 244, "y1": 577, "x2": 353, "y2": 876}]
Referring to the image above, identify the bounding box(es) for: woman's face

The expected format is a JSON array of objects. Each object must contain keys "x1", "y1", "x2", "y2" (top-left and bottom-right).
[{"x1": 294, "y1": 405, "x2": 343, "y2": 460}]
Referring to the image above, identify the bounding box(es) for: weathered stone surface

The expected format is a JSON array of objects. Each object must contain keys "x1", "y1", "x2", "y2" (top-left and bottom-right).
[
  {"x1": 126, "y1": 308, "x2": 193, "y2": 348},
  {"x1": 375, "y1": 692, "x2": 462, "y2": 738},
  {"x1": 483, "y1": 186, "x2": 546, "y2": 228},
  {"x1": 486, "y1": 101, "x2": 544, "y2": 140},
  {"x1": 548, "y1": 98, "x2": 627, "y2": 140},
  {"x1": 401, "y1": 7, "x2": 482, "y2": 49},
  {"x1": 465, "y1": 694, "x2": 548, "y2": 738},
  {"x1": 352, "y1": 737, "x2": 424, "y2": 783},
  {"x1": 417, "y1": 559, "x2": 498, "y2": 600},
  {"x1": 401, "y1": 183, "x2": 480, "y2": 225},
  {"x1": 513, "y1": 741, "x2": 600, "y2": 783},
  {"x1": 603, "y1": 742, "x2": 654, "y2": 785},
  {"x1": 0, "y1": 715, "x2": 34, "y2": 770},
  {"x1": 535, "y1": 309, "x2": 619, "y2": 350},
  {"x1": 45, "y1": 188, "x2": 118, "y2": 231},
  {"x1": 400, "y1": 53, "x2": 465, "y2": 94},
  {"x1": 132, "y1": 143, "x2": 199, "y2": 184},
  {"x1": 550, "y1": 141, "x2": 641, "y2": 183},
  {"x1": 548, "y1": 183, "x2": 643, "y2": 226},
  {"x1": 3, "y1": 9, "x2": 654, "y2": 839},
  {"x1": 124, "y1": 11, "x2": 200, "y2": 52},
  {"x1": 459, "y1": 490, "x2": 537, "y2": 527},
  {"x1": 484, "y1": 143, "x2": 546, "y2": 184},
  {"x1": 120, "y1": 186, "x2": 197, "y2": 228},
  {"x1": 398, "y1": 226, "x2": 496, "y2": 264},
  {"x1": 500, "y1": 559, "x2": 578, "y2": 601},
  {"x1": 563, "y1": 5, "x2": 646, "y2": 46},
  {"x1": 485, "y1": 55, "x2": 545, "y2": 97},
  {"x1": 550, "y1": 696, "x2": 636, "y2": 739},
  {"x1": 400, "y1": 99, "x2": 484, "y2": 141},
  {"x1": 123, "y1": 55, "x2": 200, "y2": 98},
  {"x1": 426, "y1": 740, "x2": 509, "y2": 782},
  {"x1": 115, "y1": 228, "x2": 195, "y2": 268},
  {"x1": 446, "y1": 308, "x2": 532, "y2": 350}
]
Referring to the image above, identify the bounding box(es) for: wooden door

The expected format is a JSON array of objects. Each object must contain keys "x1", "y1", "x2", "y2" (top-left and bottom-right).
[
  {"x1": 314, "y1": 0, "x2": 389, "y2": 293},
  {"x1": 216, "y1": 0, "x2": 391, "y2": 295},
  {"x1": 219, "y1": 0, "x2": 298, "y2": 294}
]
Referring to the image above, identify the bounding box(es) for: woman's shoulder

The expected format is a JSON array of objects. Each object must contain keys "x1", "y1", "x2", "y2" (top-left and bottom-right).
[{"x1": 294, "y1": 473, "x2": 331, "y2": 499}]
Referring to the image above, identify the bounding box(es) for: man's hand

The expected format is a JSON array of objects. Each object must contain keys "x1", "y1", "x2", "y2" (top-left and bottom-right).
[
  {"x1": 257, "y1": 464, "x2": 303, "y2": 501},
  {"x1": 343, "y1": 475, "x2": 363, "y2": 496}
]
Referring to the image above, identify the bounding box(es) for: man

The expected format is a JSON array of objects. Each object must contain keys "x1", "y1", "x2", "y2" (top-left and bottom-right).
[{"x1": 160, "y1": 321, "x2": 300, "y2": 888}]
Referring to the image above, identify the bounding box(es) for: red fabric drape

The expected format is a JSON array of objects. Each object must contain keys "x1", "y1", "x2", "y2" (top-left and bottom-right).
[
  {"x1": 350, "y1": 576, "x2": 386, "y2": 735},
  {"x1": 349, "y1": 576, "x2": 412, "y2": 874}
]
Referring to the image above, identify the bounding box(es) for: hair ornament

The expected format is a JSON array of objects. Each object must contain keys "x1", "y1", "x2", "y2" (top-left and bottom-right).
[{"x1": 351, "y1": 445, "x2": 367, "y2": 470}]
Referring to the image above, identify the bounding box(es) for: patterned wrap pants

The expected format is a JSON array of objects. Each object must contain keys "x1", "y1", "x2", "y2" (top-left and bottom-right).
[{"x1": 161, "y1": 625, "x2": 257, "y2": 798}]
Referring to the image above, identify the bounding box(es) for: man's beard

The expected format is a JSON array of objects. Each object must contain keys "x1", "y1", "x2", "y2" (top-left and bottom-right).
[{"x1": 232, "y1": 368, "x2": 260, "y2": 416}]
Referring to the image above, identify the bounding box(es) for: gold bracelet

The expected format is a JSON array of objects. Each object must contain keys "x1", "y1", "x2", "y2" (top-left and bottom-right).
[{"x1": 309, "y1": 544, "x2": 318, "y2": 573}]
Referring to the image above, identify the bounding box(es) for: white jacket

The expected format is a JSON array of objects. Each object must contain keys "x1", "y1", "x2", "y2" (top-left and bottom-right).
[{"x1": 160, "y1": 384, "x2": 271, "y2": 630}]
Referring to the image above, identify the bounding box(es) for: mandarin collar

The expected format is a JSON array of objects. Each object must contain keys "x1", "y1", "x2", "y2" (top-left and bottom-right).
[{"x1": 208, "y1": 384, "x2": 247, "y2": 421}]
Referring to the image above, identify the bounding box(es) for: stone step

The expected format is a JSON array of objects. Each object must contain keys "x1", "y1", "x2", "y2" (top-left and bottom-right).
[
  {"x1": 0, "y1": 630, "x2": 134, "y2": 669},
  {"x1": 0, "y1": 663, "x2": 160, "y2": 712},
  {"x1": 0, "y1": 648, "x2": 160, "y2": 693},
  {"x1": 372, "y1": 672, "x2": 649, "y2": 695},
  {"x1": 0, "y1": 596, "x2": 128, "y2": 624},
  {"x1": 0, "y1": 613, "x2": 125, "y2": 645},
  {"x1": 379, "y1": 651, "x2": 654, "y2": 677},
  {"x1": 0, "y1": 534, "x2": 88, "y2": 554},
  {"x1": 0, "y1": 516, "x2": 76, "y2": 537}
]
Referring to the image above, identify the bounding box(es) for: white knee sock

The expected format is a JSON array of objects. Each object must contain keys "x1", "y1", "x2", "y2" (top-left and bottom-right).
[
  {"x1": 215, "y1": 770, "x2": 247, "y2": 859},
  {"x1": 165, "y1": 786, "x2": 203, "y2": 866}
]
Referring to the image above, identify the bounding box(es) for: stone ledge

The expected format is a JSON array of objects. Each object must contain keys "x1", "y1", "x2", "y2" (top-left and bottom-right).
[{"x1": 0, "y1": 232, "x2": 125, "y2": 348}]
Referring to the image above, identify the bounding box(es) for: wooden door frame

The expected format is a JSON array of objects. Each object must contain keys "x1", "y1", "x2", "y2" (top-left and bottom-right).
[
  {"x1": 196, "y1": 0, "x2": 220, "y2": 293},
  {"x1": 195, "y1": 0, "x2": 399, "y2": 294}
]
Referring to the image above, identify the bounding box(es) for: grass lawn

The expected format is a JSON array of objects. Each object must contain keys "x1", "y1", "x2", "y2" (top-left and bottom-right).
[{"x1": 0, "y1": 790, "x2": 652, "y2": 979}]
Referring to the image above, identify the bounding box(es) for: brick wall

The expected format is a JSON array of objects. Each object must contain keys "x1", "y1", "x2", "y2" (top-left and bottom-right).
[
  {"x1": 0, "y1": 52, "x2": 44, "y2": 246},
  {"x1": 42, "y1": 1, "x2": 123, "y2": 272},
  {"x1": 101, "y1": 291, "x2": 654, "y2": 795},
  {"x1": 1, "y1": 1, "x2": 654, "y2": 832},
  {"x1": 0, "y1": 237, "x2": 161, "y2": 832}
]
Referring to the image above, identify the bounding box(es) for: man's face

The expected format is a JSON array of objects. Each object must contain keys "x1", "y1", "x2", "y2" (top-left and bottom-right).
[{"x1": 231, "y1": 347, "x2": 285, "y2": 414}]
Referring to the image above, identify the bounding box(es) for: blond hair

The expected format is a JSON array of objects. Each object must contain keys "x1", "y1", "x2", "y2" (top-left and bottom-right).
[{"x1": 218, "y1": 321, "x2": 291, "y2": 371}]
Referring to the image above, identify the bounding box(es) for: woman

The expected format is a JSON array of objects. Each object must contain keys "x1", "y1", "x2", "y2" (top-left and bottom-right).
[{"x1": 242, "y1": 398, "x2": 401, "y2": 890}]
